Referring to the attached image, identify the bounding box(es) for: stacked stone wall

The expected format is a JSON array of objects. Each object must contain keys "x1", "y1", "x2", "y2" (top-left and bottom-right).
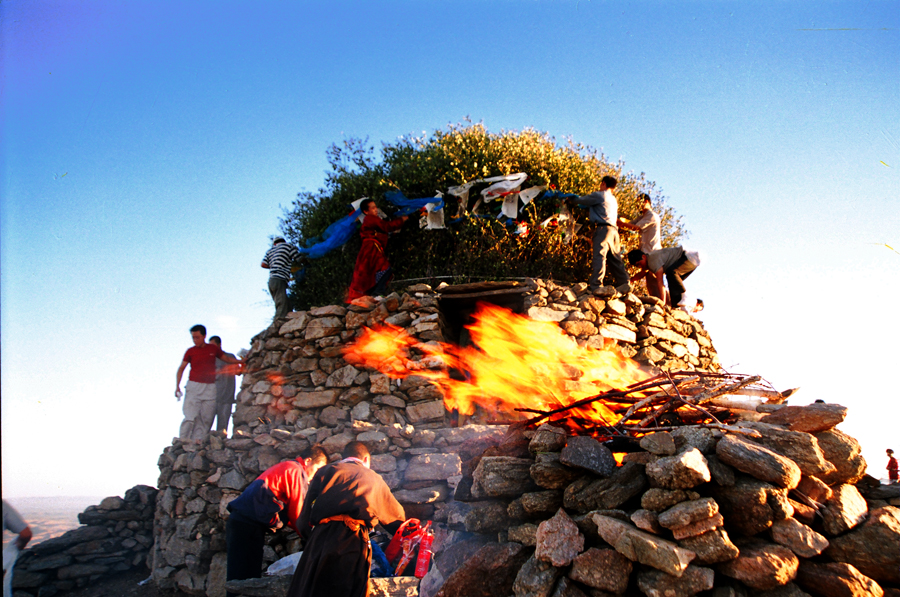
[
  {"x1": 151, "y1": 280, "x2": 721, "y2": 596},
  {"x1": 11, "y1": 485, "x2": 157, "y2": 596}
]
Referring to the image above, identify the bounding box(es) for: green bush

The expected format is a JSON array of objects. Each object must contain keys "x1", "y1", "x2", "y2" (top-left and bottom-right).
[{"x1": 280, "y1": 122, "x2": 686, "y2": 309}]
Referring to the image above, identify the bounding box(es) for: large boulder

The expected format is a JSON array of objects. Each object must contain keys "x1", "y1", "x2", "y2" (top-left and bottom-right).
[
  {"x1": 716, "y1": 435, "x2": 801, "y2": 490},
  {"x1": 472, "y1": 457, "x2": 539, "y2": 498},
  {"x1": 825, "y1": 506, "x2": 900, "y2": 584},
  {"x1": 812, "y1": 429, "x2": 867, "y2": 486},
  {"x1": 563, "y1": 462, "x2": 647, "y2": 512},
  {"x1": 795, "y1": 561, "x2": 884, "y2": 597},
  {"x1": 717, "y1": 539, "x2": 799, "y2": 591},
  {"x1": 434, "y1": 542, "x2": 530, "y2": 597},
  {"x1": 535, "y1": 509, "x2": 584, "y2": 568}
]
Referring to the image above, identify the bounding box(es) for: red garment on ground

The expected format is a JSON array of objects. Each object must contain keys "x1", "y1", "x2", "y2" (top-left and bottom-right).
[
  {"x1": 347, "y1": 214, "x2": 406, "y2": 300},
  {"x1": 182, "y1": 343, "x2": 225, "y2": 383}
]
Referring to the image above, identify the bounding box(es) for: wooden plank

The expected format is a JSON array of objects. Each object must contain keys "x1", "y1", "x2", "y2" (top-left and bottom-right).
[
  {"x1": 437, "y1": 280, "x2": 523, "y2": 294},
  {"x1": 437, "y1": 286, "x2": 530, "y2": 300}
]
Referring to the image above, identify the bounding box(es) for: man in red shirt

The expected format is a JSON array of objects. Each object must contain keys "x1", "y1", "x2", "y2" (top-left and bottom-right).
[
  {"x1": 226, "y1": 446, "x2": 328, "y2": 592},
  {"x1": 175, "y1": 324, "x2": 242, "y2": 441}
]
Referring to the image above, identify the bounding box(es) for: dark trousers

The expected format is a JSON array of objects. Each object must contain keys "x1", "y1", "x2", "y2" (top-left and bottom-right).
[
  {"x1": 226, "y1": 517, "x2": 267, "y2": 596},
  {"x1": 664, "y1": 252, "x2": 697, "y2": 308},
  {"x1": 268, "y1": 276, "x2": 291, "y2": 319}
]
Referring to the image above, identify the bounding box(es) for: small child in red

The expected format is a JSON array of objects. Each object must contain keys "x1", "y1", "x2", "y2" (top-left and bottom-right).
[{"x1": 888, "y1": 449, "x2": 899, "y2": 484}]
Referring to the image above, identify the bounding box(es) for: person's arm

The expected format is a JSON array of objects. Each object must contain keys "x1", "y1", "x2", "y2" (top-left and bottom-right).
[
  {"x1": 261, "y1": 261, "x2": 270, "y2": 269},
  {"x1": 654, "y1": 268, "x2": 666, "y2": 300},
  {"x1": 630, "y1": 268, "x2": 648, "y2": 283},
  {"x1": 175, "y1": 361, "x2": 188, "y2": 399},
  {"x1": 16, "y1": 525, "x2": 32, "y2": 550},
  {"x1": 375, "y1": 215, "x2": 408, "y2": 233},
  {"x1": 219, "y1": 353, "x2": 242, "y2": 366},
  {"x1": 295, "y1": 472, "x2": 323, "y2": 542}
]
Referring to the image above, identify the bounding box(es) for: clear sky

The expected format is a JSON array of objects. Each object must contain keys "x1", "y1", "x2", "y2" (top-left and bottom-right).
[{"x1": 2, "y1": 1, "x2": 898, "y2": 498}]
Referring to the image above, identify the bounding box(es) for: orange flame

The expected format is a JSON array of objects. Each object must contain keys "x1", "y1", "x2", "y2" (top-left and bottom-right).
[{"x1": 344, "y1": 302, "x2": 648, "y2": 425}]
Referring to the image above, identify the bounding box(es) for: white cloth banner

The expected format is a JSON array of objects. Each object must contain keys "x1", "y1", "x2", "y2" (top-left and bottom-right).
[
  {"x1": 480, "y1": 173, "x2": 528, "y2": 200},
  {"x1": 422, "y1": 193, "x2": 445, "y2": 229},
  {"x1": 350, "y1": 197, "x2": 369, "y2": 223},
  {"x1": 684, "y1": 249, "x2": 702, "y2": 267},
  {"x1": 447, "y1": 182, "x2": 475, "y2": 217},
  {"x1": 518, "y1": 185, "x2": 547, "y2": 205},
  {"x1": 500, "y1": 194, "x2": 519, "y2": 219},
  {"x1": 541, "y1": 205, "x2": 581, "y2": 244}
]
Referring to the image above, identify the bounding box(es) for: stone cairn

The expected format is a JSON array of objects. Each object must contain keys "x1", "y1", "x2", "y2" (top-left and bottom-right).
[
  {"x1": 151, "y1": 279, "x2": 722, "y2": 596},
  {"x1": 10, "y1": 485, "x2": 157, "y2": 596},
  {"x1": 432, "y1": 409, "x2": 900, "y2": 597}
]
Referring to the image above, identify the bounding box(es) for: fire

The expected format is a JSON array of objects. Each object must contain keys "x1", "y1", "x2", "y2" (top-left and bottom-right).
[{"x1": 344, "y1": 302, "x2": 649, "y2": 426}]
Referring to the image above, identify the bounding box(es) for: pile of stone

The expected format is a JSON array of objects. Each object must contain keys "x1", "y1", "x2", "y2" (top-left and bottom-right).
[
  {"x1": 11, "y1": 485, "x2": 157, "y2": 596},
  {"x1": 428, "y1": 403, "x2": 900, "y2": 597},
  {"x1": 152, "y1": 424, "x2": 502, "y2": 596},
  {"x1": 231, "y1": 280, "x2": 719, "y2": 437},
  {"x1": 519, "y1": 279, "x2": 718, "y2": 372},
  {"x1": 150, "y1": 279, "x2": 724, "y2": 596}
]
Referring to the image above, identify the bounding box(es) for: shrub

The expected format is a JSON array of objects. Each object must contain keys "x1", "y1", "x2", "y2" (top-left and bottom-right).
[{"x1": 280, "y1": 122, "x2": 685, "y2": 309}]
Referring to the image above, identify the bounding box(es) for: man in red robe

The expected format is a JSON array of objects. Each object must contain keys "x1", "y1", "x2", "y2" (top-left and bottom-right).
[
  {"x1": 348, "y1": 199, "x2": 408, "y2": 301},
  {"x1": 286, "y1": 441, "x2": 406, "y2": 597}
]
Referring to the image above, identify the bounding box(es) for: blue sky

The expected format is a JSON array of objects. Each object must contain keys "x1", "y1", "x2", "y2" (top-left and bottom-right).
[{"x1": 2, "y1": 0, "x2": 898, "y2": 498}]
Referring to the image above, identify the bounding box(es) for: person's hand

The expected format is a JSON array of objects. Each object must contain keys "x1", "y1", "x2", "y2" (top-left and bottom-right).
[{"x1": 175, "y1": 388, "x2": 183, "y2": 401}]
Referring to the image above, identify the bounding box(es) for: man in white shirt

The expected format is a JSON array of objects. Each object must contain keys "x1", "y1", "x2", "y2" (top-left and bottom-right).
[{"x1": 619, "y1": 194, "x2": 663, "y2": 299}]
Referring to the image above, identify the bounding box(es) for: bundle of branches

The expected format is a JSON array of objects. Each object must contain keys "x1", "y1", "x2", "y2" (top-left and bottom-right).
[{"x1": 515, "y1": 372, "x2": 796, "y2": 441}]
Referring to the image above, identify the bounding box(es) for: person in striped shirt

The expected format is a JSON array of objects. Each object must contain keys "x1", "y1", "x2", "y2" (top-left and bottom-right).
[{"x1": 261, "y1": 236, "x2": 300, "y2": 319}]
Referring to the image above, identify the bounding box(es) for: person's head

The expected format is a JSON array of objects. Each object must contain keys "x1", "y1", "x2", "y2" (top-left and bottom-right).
[
  {"x1": 273, "y1": 236, "x2": 286, "y2": 247},
  {"x1": 889, "y1": 449, "x2": 895, "y2": 456},
  {"x1": 342, "y1": 441, "x2": 371, "y2": 467},
  {"x1": 693, "y1": 298, "x2": 704, "y2": 313},
  {"x1": 639, "y1": 193, "x2": 652, "y2": 212},
  {"x1": 600, "y1": 175, "x2": 618, "y2": 191},
  {"x1": 627, "y1": 249, "x2": 647, "y2": 267},
  {"x1": 190, "y1": 324, "x2": 207, "y2": 346},
  {"x1": 361, "y1": 199, "x2": 377, "y2": 216},
  {"x1": 209, "y1": 336, "x2": 222, "y2": 347},
  {"x1": 299, "y1": 445, "x2": 328, "y2": 477}
]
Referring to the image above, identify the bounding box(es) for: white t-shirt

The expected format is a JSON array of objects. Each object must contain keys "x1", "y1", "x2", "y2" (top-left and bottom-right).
[{"x1": 629, "y1": 209, "x2": 661, "y2": 252}]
